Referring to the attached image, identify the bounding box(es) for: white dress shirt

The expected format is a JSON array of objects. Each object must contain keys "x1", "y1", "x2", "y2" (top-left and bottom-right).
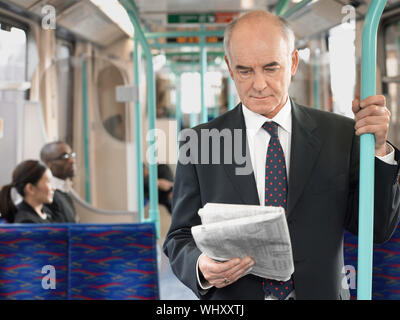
[
  {"x1": 51, "y1": 176, "x2": 72, "y2": 193},
  {"x1": 242, "y1": 97, "x2": 292, "y2": 205}
]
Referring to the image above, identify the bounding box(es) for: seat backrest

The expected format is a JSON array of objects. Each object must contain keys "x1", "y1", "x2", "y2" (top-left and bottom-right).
[
  {"x1": 68, "y1": 223, "x2": 159, "y2": 300},
  {"x1": 0, "y1": 223, "x2": 159, "y2": 300},
  {"x1": 0, "y1": 226, "x2": 68, "y2": 300},
  {"x1": 371, "y1": 225, "x2": 400, "y2": 300},
  {"x1": 343, "y1": 224, "x2": 400, "y2": 300}
]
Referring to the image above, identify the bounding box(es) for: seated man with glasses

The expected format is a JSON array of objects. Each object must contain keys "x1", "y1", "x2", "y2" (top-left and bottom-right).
[{"x1": 40, "y1": 141, "x2": 77, "y2": 223}]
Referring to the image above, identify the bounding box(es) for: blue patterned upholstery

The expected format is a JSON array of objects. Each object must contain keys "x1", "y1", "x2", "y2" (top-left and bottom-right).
[
  {"x1": 0, "y1": 226, "x2": 68, "y2": 300},
  {"x1": 69, "y1": 224, "x2": 158, "y2": 300},
  {"x1": 0, "y1": 223, "x2": 158, "y2": 300},
  {"x1": 344, "y1": 224, "x2": 400, "y2": 300}
]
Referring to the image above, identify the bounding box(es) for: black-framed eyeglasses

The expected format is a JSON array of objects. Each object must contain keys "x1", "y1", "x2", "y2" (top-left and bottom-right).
[{"x1": 50, "y1": 152, "x2": 76, "y2": 161}]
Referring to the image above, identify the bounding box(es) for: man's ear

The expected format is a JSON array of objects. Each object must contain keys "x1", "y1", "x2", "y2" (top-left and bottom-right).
[
  {"x1": 225, "y1": 55, "x2": 234, "y2": 79},
  {"x1": 291, "y1": 49, "x2": 299, "y2": 76},
  {"x1": 45, "y1": 161, "x2": 56, "y2": 174}
]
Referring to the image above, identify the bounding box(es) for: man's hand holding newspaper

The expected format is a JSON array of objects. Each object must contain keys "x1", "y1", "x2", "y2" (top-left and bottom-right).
[
  {"x1": 192, "y1": 203, "x2": 294, "y2": 288},
  {"x1": 197, "y1": 253, "x2": 255, "y2": 288}
]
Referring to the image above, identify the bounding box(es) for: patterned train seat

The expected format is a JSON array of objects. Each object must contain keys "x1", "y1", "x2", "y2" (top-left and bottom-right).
[
  {"x1": 0, "y1": 223, "x2": 158, "y2": 300},
  {"x1": 69, "y1": 224, "x2": 159, "y2": 300},
  {"x1": 343, "y1": 224, "x2": 400, "y2": 300},
  {"x1": 0, "y1": 226, "x2": 68, "y2": 300}
]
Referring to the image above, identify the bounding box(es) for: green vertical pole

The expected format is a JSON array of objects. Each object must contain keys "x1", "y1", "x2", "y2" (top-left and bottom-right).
[
  {"x1": 174, "y1": 72, "x2": 182, "y2": 148},
  {"x1": 200, "y1": 25, "x2": 208, "y2": 123},
  {"x1": 82, "y1": 58, "x2": 91, "y2": 203},
  {"x1": 398, "y1": 22, "x2": 400, "y2": 53},
  {"x1": 358, "y1": 0, "x2": 387, "y2": 300},
  {"x1": 121, "y1": 0, "x2": 160, "y2": 238},
  {"x1": 314, "y1": 49, "x2": 320, "y2": 110},
  {"x1": 134, "y1": 37, "x2": 145, "y2": 223},
  {"x1": 397, "y1": 22, "x2": 400, "y2": 73},
  {"x1": 190, "y1": 113, "x2": 198, "y2": 128},
  {"x1": 228, "y1": 76, "x2": 235, "y2": 111},
  {"x1": 213, "y1": 107, "x2": 219, "y2": 118}
]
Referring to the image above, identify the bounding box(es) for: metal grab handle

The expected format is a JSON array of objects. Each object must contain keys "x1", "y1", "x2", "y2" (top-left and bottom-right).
[
  {"x1": 69, "y1": 189, "x2": 137, "y2": 217},
  {"x1": 358, "y1": 0, "x2": 387, "y2": 300}
]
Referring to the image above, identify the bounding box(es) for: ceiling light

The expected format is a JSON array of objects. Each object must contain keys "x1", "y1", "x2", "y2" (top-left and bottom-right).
[
  {"x1": 90, "y1": 0, "x2": 134, "y2": 37},
  {"x1": 241, "y1": 0, "x2": 254, "y2": 10}
]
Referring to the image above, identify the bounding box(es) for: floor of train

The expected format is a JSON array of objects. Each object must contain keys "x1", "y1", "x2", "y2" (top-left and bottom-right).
[
  {"x1": 158, "y1": 248, "x2": 198, "y2": 300},
  {"x1": 156, "y1": 204, "x2": 198, "y2": 300}
]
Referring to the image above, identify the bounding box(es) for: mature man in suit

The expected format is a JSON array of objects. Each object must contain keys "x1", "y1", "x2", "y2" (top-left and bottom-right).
[{"x1": 163, "y1": 11, "x2": 400, "y2": 300}]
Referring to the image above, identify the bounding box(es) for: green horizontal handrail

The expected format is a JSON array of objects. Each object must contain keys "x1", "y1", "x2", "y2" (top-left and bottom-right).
[
  {"x1": 275, "y1": 0, "x2": 291, "y2": 16},
  {"x1": 164, "y1": 51, "x2": 225, "y2": 57},
  {"x1": 145, "y1": 30, "x2": 224, "y2": 39},
  {"x1": 200, "y1": 24, "x2": 208, "y2": 124},
  {"x1": 282, "y1": 0, "x2": 312, "y2": 19},
  {"x1": 150, "y1": 42, "x2": 223, "y2": 49}
]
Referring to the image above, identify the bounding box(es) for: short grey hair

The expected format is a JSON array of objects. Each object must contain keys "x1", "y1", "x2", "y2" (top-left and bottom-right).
[{"x1": 224, "y1": 12, "x2": 296, "y2": 63}]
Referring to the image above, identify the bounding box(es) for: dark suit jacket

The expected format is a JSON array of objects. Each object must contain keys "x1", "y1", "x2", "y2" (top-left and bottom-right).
[
  {"x1": 163, "y1": 102, "x2": 400, "y2": 300},
  {"x1": 15, "y1": 201, "x2": 55, "y2": 223},
  {"x1": 46, "y1": 190, "x2": 76, "y2": 223}
]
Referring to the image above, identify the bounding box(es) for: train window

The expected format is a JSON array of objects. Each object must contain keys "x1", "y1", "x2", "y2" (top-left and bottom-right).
[
  {"x1": 180, "y1": 71, "x2": 223, "y2": 115},
  {"x1": 384, "y1": 21, "x2": 400, "y2": 147},
  {"x1": 0, "y1": 25, "x2": 27, "y2": 102},
  {"x1": 298, "y1": 48, "x2": 310, "y2": 63},
  {"x1": 181, "y1": 72, "x2": 201, "y2": 114},
  {"x1": 328, "y1": 23, "x2": 356, "y2": 118}
]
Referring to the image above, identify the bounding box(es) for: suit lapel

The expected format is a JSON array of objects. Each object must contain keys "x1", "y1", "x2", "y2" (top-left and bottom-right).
[
  {"x1": 286, "y1": 101, "x2": 322, "y2": 219},
  {"x1": 222, "y1": 104, "x2": 260, "y2": 206}
]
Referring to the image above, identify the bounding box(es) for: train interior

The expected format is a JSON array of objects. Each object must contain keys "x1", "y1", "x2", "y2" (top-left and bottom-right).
[{"x1": 0, "y1": 0, "x2": 399, "y2": 300}]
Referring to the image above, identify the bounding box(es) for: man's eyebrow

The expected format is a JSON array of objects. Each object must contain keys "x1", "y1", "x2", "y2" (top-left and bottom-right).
[
  {"x1": 263, "y1": 62, "x2": 280, "y2": 68},
  {"x1": 235, "y1": 62, "x2": 280, "y2": 70},
  {"x1": 235, "y1": 65, "x2": 252, "y2": 70}
]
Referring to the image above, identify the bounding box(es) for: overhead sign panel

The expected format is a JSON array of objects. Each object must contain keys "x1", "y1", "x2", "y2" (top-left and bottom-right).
[
  {"x1": 168, "y1": 12, "x2": 238, "y2": 24},
  {"x1": 215, "y1": 12, "x2": 238, "y2": 23},
  {"x1": 168, "y1": 13, "x2": 216, "y2": 24}
]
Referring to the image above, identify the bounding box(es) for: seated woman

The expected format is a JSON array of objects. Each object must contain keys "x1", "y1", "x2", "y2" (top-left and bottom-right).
[{"x1": 0, "y1": 160, "x2": 56, "y2": 223}]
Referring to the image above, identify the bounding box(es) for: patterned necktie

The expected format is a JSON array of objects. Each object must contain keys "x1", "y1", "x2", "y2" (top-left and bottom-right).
[{"x1": 261, "y1": 121, "x2": 294, "y2": 300}]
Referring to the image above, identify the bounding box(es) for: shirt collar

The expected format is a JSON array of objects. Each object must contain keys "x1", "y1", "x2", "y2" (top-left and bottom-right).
[
  {"x1": 242, "y1": 97, "x2": 292, "y2": 137},
  {"x1": 51, "y1": 176, "x2": 72, "y2": 193}
]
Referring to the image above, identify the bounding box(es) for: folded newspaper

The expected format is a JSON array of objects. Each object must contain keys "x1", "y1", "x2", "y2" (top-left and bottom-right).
[{"x1": 191, "y1": 203, "x2": 294, "y2": 281}]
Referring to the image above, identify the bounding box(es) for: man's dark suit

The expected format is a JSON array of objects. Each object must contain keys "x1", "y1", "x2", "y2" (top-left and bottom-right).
[
  {"x1": 46, "y1": 190, "x2": 76, "y2": 223},
  {"x1": 163, "y1": 101, "x2": 400, "y2": 300}
]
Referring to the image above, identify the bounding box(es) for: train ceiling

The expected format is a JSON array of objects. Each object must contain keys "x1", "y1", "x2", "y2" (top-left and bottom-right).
[
  {"x1": 0, "y1": 0, "x2": 127, "y2": 46},
  {"x1": 1, "y1": 0, "x2": 400, "y2": 47}
]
